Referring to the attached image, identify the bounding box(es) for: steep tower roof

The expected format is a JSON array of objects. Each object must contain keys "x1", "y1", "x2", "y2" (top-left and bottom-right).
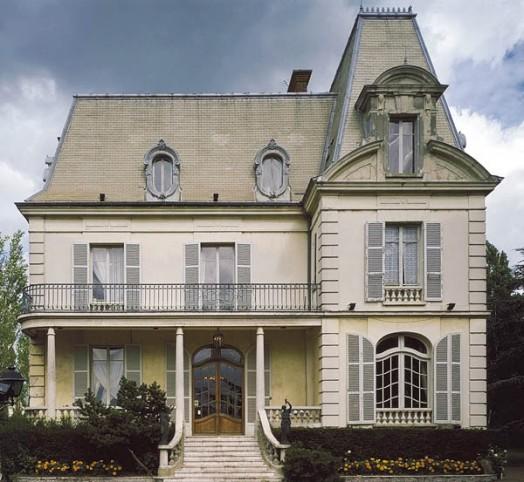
[{"x1": 322, "y1": 6, "x2": 461, "y2": 171}]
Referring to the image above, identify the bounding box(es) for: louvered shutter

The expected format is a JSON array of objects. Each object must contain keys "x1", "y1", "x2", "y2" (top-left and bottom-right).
[
  {"x1": 347, "y1": 334, "x2": 375, "y2": 424},
  {"x1": 247, "y1": 345, "x2": 270, "y2": 423},
  {"x1": 236, "y1": 244, "x2": 251, "y2": 310},
  {"x1": 125, "y1": 345, "x2": 141, "y2": 385},
  {"x1": 425, "y1": 223, "x2": 442, "y2": 300},
  {"x1": 366, "y1": 223, "x2": 385, "y2": 301},
  {"x1": 125, "y1": 244, "x2": 140, "y2": 310},
  {"x1": 72, "y1": 244, "x2": 89, "y2": 309},
  {"x1": 73, "y1": 345, "x2": 89, "y2": 399},
  {"x1": 166, "y1": 344, "x2": 191, "y2": 423},
  {"x1": 184, "y1": 244, "x2": 199, "y2": 310},
  {"x1": 434, "y1": 334, "x2": 461, "y2": 424}
]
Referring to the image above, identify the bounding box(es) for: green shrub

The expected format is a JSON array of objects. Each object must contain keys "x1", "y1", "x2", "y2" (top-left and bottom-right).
[
  {"x1": 277, "y1": 427, "x2": 507, "y2": 460},
  {"x1": 283, "y1": 446, "x2": 341, "y2": 482}
]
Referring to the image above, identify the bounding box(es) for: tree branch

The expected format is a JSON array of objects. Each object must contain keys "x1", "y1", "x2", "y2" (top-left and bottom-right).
[{"x1": 127, "y1": 448, "x2": 152, "y2": 476}]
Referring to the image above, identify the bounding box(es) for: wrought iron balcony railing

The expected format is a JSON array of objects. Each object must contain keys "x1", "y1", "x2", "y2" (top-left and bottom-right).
[{"x1": 21, "y1": 283, "x2": 320, "y2": 313}]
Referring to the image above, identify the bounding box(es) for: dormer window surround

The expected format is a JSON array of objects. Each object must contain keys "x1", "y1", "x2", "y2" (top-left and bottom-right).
[
  {"x1": 355, "y1": 65, "x2": 447, "y2": 178},
  {"x1": 254, "y1": 139, "x2": 291, "y2": 201},
  {"x1": 144, "y1": 139, "x2": 181, "y2": 201}
]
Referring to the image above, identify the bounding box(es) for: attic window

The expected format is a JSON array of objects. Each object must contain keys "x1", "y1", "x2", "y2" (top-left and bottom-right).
[
  {"x1": 254, "y1": 139, "x2": 291, "y2": 201},
  {"x1": 144, "y1": 140, "x2": 181, "y2": 201}
]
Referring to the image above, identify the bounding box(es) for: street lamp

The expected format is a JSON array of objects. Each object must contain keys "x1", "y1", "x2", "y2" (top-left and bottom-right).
[{"x1": 0, "y1": 366, "x2": 25, "y2": 407}]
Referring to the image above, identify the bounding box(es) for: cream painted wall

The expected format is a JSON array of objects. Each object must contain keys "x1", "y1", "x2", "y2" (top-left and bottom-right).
[
  {"x1": 34, "y1": 214, "x2": 308, "y2": 286},
  {"x1": 53, "y1": 328, "x2": 312, "y2": 409}
]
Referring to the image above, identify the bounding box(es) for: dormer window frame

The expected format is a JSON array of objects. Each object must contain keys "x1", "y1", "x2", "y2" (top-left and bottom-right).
[
  {"x1": 254, "y1": 139, "x2": 291, "y2": 201},
  {"x1": 144, "y1": 139, "x2": 181, "y2": 201}
]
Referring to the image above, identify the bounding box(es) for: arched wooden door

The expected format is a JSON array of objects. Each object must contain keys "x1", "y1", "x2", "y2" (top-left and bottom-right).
[{"x1": 192, "y1": 345, "x2": 243, "y2": 434}]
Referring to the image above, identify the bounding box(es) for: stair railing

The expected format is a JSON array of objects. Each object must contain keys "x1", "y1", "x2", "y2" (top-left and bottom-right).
[
  {"x1": 257, "y1": 408, "x2": 290, "y2": 469},
  {"x1": 158, "y1": 422, "x2": 184, "y2": 476}
]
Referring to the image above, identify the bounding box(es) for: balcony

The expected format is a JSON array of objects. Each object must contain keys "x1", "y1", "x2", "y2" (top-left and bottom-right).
[
  {"x1": 383, "y1": 285, "x2": 424, "y2": 305},
  {"x1": 22, "y1": 283, "x2": 320, "y2": 314},
  {"x1": 375, "y1": 408, "x2": 433, "y2": 426}
]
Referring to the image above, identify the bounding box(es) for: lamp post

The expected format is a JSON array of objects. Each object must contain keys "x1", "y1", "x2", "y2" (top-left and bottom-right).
[{"x1": 0, "y1": 366, "x2": 25, "y2": 408}]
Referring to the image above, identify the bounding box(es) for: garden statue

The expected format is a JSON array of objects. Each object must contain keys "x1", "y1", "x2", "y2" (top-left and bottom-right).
[
  {"x1": 160, "y1": 411, "x2": 170, "y2": 445},
  {"x1": 280, "y1": 398, "x2": 292, "y2": 444}
]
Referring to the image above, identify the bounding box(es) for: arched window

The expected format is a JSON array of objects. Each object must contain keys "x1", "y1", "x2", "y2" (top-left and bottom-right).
[
  {"x1": 376, "y1": 334, "x2": 429, "y2": 410},
  {"x1": 254, "y1": 139, "x2": 290, "y2": 201},
  {"x1": 144, "y1": 139, "x2": 181, "y2": 201}
]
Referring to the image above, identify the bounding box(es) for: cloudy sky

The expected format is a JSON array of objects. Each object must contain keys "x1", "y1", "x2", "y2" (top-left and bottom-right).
[{"x1": 1, "y1": 0, "x2": 523, "y2": 265}]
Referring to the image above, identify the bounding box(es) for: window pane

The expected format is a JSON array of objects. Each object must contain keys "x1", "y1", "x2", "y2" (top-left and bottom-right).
[
  {"x1": 388, "y1": 121, "x2": 400, "y2": 173},
  {"x1": 402, "y1": 226, "x2": 419, "y2": 284},
  {"x1": 401, "y1": 121, "x2": 414, "y2": 173},
  {"x1": 384, "y1": 226, "x2": 399, "y2": 284},
  {"x1": 218, "y1": 247, "x2": 234, "y2": 284},
  {"x1": 260, "y1": 156, "x2": 283, "y2": 195},
  {"x1": 377, "y1": 336, "x2": 399, "y2": 354},
  {"x1": 109, "y1": 358, "x2": 124, "y2": 405},
  {"x1": 404, "y1": 336, "x2": 427, "y2": 354},
  {"x1": 153, "y1": 157, "x2": 173, "y2": 194}
]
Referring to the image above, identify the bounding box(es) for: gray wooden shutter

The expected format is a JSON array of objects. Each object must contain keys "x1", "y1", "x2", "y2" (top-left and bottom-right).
[
  {"x1": 236, "y1": 244, "x2": 251, "y2": 310},
  {"x1": 425, "y1": 223, "x2": 442, "y2": 300},
  {"x1": 125, "y1": 345, "x2": 141, "y2": 385},
  {"x1": 366, "y1": 223, "x2": 384, "y2": 301},
  {"x1": 347, "y1": 334, "x2": 375, "y2": 424},
  {"x1": 246, "y1": 345, "x2": 270, "y2": 423},
  {"x1": 166, "y1": 344, "x2": 191, "y2": 423},
  {"x1": 434, "y1": 334, "x2": 461, "y2": 424},
  {"x1": 125, "y1": 244, "x2": 140, "y2": 310},
  {"x1": 73, "y1": 243, "x2": 89, "y2": 309},
  {"x1": 185, "y1": 244, "x2": 199, "y2": 310},
  {"x1": 73, "y1": 345, "x2": 89, "y2": 399}
]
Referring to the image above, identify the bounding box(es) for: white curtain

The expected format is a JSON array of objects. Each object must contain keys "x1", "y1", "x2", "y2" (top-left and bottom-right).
[
  {"x1": 92, "y1": 348, "x2": 108, "y2": 402},
  {"x1": 403, "y1": 226, "x2": 418, "y2": 285},
  {"x1": 92, "y1": 248, "x2": 107, "y2": 300},
  {"x1": 385, "y1": 226, "x2": 399, "y2": 284},
  {"x1": 109, "y1": 348, "x2": 124, "y2": 405},
  {"x1": 91, "y1": 247, "x2": 124, "y2": 302}
]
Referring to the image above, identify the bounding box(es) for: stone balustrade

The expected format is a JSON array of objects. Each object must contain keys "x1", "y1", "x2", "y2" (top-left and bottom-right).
[
  {"x1": 23, "y1": 406, "x2": 80, "y2": 420},
  {"x1": 375, "y1": 408, "x2": 433, "y2": 426},
  {"x1": 383, "y1": 286, "x2": 424, "y2": 304},
  {"x1": 266, "y1": 405, "x2": 322, "y2": 428}
]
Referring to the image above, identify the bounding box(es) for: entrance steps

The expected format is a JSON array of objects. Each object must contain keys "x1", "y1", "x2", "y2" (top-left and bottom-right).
[{"x1": 163, "y1": 435, "x2": 282, "y2": 482}]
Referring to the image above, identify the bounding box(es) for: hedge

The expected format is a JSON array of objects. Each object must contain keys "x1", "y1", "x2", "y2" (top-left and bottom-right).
[{"x1": 276, "y1": 427, "x2": 508, "y2": 460}]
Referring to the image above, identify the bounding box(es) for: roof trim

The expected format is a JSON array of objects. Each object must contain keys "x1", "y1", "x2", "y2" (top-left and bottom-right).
[
  {"x1": 73, "y1": 92, "x2": 336, "y2": 100},
  {"x1": 26, "y1": 97, "x2": 78, "y2": 201},
  {"x1": 331, "y1": 15, "x2": 364, "y2": 166},
  {"x1": 412, "y1": 17, "x2": 462, "y2": 149},
  {"x1": 358, "y1": 6, "x2": 416, "y2": 19}
]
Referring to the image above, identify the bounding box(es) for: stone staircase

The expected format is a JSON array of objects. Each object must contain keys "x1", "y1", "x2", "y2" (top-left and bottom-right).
[{"x1": 163, "y1": 435, "x2": 282, "y2": 482}]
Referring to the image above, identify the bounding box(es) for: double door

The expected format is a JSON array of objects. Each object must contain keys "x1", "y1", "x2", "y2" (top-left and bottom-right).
[{"x1": 193, "y1": 346, "x2": 243, "y2": 434}]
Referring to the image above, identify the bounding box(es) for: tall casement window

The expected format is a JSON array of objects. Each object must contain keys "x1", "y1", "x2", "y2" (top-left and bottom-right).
[
  {"x1": 384, "y1": 225, "x2": 420, "y2": 286},
  {"x1": 185, "y1": 243, "x2": 251, "y2": 310},
  {"x1": 73, "y1": 345, "x2": 141, "y2": 405},
  {"x1": 91, "y1": 347, "x2": 124, "y2": 405},
  {"x1": 91, "y1": 246, "x2": 124, "y2": 303},
  {"x1": 376, "y1": 335, "x2": 429, "y2": 410},
  {"x1": 388, "y1": 118, "x2": 415, "y2": 174},
  {"x1": 144, "y1": 139, "x2": 181, "y2": 201}
]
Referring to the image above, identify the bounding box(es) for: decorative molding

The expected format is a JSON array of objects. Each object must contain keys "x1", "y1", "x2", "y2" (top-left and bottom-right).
[
  {"x1": 144, "y1": 139, "x2": 181, "y2": 201},
  {"x1": 254, "y1": 139, "x2": 291, "y2": 201}
]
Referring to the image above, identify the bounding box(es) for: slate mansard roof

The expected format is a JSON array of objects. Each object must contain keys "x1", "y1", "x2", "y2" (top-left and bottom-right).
[{"x1": 29, "y1": 8, "x2": 471, "y2": 204}]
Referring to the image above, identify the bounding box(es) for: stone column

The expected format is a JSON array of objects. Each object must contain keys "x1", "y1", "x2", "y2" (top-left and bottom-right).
[
  {"x1": 46, "y1": 327, "x2": 56, "y2": 419},
  {"x1": 175, "y1": 327, "x2": 184, "y2": 429},
  {"x1": 256, "y1": 327, "x2": 265, "y2": 416}
]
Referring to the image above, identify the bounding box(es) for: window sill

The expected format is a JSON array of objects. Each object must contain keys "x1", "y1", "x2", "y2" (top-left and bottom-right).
[{"x1": 385, "y1": 173, "x2": 423, "y2": 179}]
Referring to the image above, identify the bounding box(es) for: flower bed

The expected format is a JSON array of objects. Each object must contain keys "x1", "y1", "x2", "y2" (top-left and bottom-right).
[{"x1": 34, "y1": 460, "x2": 123, "y2": 477}]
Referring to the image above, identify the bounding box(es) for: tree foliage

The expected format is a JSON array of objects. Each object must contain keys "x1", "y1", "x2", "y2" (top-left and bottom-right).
[
  {"x1": 486, "y1": 241, "x2": 524, "y2": 428},
  {"x1": 0, "y1": 231, "x2": 28, "y2": 393}
]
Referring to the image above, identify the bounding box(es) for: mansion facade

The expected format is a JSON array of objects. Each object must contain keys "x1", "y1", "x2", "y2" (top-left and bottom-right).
[{"x1": 18, "y1": 6, "x2": 499, "y2": 478}]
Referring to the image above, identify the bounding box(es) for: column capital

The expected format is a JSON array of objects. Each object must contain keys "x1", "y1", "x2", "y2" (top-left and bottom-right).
[
  {"x1": 47, "y1": 327, "x2": 56, "y2": 336},
  {"x1": 176, "y1": 327, "x2": 184, "y2": 336},
  {"x1": 256, "y1": 327, "x2": 264, "y2": 336}
]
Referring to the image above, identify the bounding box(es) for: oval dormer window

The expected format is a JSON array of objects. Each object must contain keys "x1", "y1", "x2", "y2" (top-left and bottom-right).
[
  {"x1": 254, "y1": 139, "x2": 290, "y2": 201},
  {"x1": 144, "y1": 139, "x2": 181, "y2": 201},
  {"x1": 153, "y1": 155, "x2": 174, "y2": 194},
  {"x1": 260, "y1": 154, "x2": 284, "y2": 197}
]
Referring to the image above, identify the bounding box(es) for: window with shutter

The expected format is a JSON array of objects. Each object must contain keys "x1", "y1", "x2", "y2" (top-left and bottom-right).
[
  {"x1": 425, "y1": 223, "x2": 442, "y2": 300},
  {"x1": 73, "y1": 345, "x2": 89, "y2": 399},
  {"x1": 125, "y1": 345, "x2": 141, "y2": 385},
  {"x1": 236, "y1": 243, "x2": 251, "y2": 310},
  {"x1": 246, "y1": 345, "x2": 270, "y2": 423},
  {"x1": 184, "y1": 244, "x2": 200, "y2": 309},
  {"x1": 366, "y1": 223, "x2": 385, "y2": 301},
  {"x1": 125, "y1": 244, "x2": 140, "y2": 310},
  {"x1": 434, "y1": 334, "x2": 461, "y2": 424},
  {"x1": 73, "y1": 244, "x2": 89, "y2": 309},
  {"x1": 347, "y1": 334, "x2": 375, "y2": 424}
]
